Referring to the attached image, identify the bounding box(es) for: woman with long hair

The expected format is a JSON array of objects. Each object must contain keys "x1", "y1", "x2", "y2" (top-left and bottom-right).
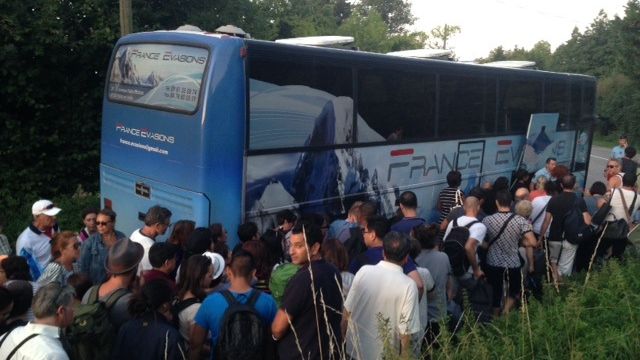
[
  {"x1": 174, "y1": 255, "x2": 213, "y2": 345},
  {"x1": 168, "y1": 220, "x2": 196, "y2": 278},
  {"x1": 37, "y1": 231, "x2": 80, "y2": 287},
  {"x1": 112, "y1": 280, "x2": 186, "y2": 360}
]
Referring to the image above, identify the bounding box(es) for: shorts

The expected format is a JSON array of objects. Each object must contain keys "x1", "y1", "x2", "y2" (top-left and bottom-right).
[
  {"x1": 486, "y1": 265, "x2": 522, "y2": 308},
  {"x1": 558, "y1": 241, "x2": 578, "y2": 276},
  {"x1": 547, "y1": 240, "x2": 562, "y2": 263}
]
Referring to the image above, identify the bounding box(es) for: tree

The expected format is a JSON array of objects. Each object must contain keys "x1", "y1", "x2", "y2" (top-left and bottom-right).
[
  {"x1": 428, "y1": 24, "x2": 460, "y2": 49},
  {"x1": 356, "y1": 0, "x2": 415, "y2": 34}
]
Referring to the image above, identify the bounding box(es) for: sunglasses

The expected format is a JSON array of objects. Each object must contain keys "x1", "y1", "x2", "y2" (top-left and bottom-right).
[
  {"x1": 96, "y1": 221, "x2": 111, "y2": 226},
  {"x1": 607, "y1": 165, "x2": 617, "y2": 168}
]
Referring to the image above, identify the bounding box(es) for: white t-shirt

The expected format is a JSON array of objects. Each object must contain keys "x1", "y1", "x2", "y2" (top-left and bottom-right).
[
  {"x1": 531, "y1": 195, "x2": 552, "y2": 235},
  {"x1": 443, "y1": 215, "x2": 487, "y2": 244},
  {"x1": 607, "y1": 188, "x2": 639, "y2": 222},
  {"x1": 178, "y1": 302, "x2": 201, "y2": 344},
  {"x1": 130, "y1": 229, "x2": 155, "y2": 275},
  {"x1": 344, "y1": 261, "x2": 421, "y2": 360}
]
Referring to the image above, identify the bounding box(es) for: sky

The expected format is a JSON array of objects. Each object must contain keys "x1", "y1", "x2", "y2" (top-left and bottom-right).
[{"x1": 411, "y1": 0, "x2": 630, "y2": 61}]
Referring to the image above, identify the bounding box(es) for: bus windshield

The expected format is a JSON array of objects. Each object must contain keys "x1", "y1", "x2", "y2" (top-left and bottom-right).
[{"x1": 107, "y1": 43, "x2": 209, "y2": 113}]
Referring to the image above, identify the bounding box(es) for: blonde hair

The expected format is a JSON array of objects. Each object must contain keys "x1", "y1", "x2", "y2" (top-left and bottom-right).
[{"x1": 515, "y1": 200, "x2": 533, "y2": 219}]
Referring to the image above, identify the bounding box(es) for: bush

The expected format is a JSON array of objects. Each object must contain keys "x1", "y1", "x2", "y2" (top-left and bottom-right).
[
  {"x1": 1, "y1": 187, "x2": 99, "y2": 246},
  {"x1": 431, "y1": 257, "x2": 640, "y2": 359}
]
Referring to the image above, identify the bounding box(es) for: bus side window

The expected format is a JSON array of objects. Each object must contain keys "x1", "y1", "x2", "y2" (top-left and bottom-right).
[
  {"x1": 357, "y1": 69, "x2": 436, "y2": 143},
  {"x1": 544, "y1": 81, "x2": 569, "y2": 130},
  {"x1": 248, "y1": 56, "x2": 353, "y2": 150},
  {"x1": 498, "y1": 78, "x2": 542, "y2": 134},
  {"x1": 438, "y1": 74, "x2": 496, "y2": 138}
]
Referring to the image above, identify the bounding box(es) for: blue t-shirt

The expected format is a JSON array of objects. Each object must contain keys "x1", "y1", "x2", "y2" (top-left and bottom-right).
[
  {"x1": 612, "y1": 145, "x2": 625, "y2": 159},
  {"x1": 194, "y1": 289, "x2": 278, "y2": 359},
  {"x1": 390, "y1": 217, "x2": 426, "y2": 234},
  {"x1": 348, "y1": 246, "x2": 417, "y2": 275}
]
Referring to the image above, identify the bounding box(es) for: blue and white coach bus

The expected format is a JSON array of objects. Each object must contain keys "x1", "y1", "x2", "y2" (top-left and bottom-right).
[{"x1": 100, "y1": 28, "x2": 596, "y2": 244}]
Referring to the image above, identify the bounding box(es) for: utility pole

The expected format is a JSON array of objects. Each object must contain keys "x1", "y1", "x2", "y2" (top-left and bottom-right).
[{"x1": 119, "y1": 0, "x2": 133, "y2": 36}]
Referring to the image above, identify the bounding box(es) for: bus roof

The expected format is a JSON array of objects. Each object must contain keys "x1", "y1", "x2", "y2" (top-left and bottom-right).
[
  {"x1": 386, "y1": 48, "x2": 454, "y2": 60},
  {"x1": 482, "y1": 60, "x2": 537, "y2": 69},
  {"x1": 275, "y1": 36, "x2": 355, "y2": 47}
]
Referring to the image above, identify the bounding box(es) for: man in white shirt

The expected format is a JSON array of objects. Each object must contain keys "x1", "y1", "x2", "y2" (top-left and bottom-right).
[
  {"x1": 342, "y1": 231, "x2": 421, "y2": 360},
  {"x1": 16, "y1": 199, "x2": 62, "y2": 280},
  {"x1": 130, "y1": 205, "x2": 172, "y2": 275},
  {"x1": 443, "y1": 196, "x2": 487, "y2": 280},
  {"x1": 0, "y1": 283, "x2": 75, "y2": 360}
]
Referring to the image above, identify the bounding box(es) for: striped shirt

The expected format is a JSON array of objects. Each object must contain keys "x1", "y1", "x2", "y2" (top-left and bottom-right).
[{"x1": 438, "y1": 187, "x2": 463, "y2": 224}]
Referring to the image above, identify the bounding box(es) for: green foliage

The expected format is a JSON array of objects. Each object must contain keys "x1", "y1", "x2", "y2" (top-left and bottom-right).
[
  {"x1": 357, "y1": 0, "x2": 415, "y2": 34},
  {"x1": 431, "y1": 258, "x2": 640, "y2": 359},
  {"x1": 2, "y1": 188, "x2": 99, "y2": 246}
]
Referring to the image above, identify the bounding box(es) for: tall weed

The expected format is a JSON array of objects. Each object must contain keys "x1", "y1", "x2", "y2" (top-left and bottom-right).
[{"x1": 432, "y1": 257, "x2": 640, "y2": 359}]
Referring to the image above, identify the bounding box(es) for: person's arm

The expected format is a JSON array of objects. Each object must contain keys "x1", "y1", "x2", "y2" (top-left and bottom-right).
[
  {"x1": 399, "y1": 334, "x2": 412, "y2": 359},
  {"x1": 271, "y1": 309, "x2": 291, "y2": 340},
  {"x1": 539, "y1": 212, "x2": 553, "y2": 240},
  {"x1": 407, "y1": 270, "x2": 424, "y2": 300},
  {"x1": 523, "y1": 231, "x2": 538, "y2": 248},
  {"x1": 189, "y1": 324, "x2": 207, "y2": 360},
  {"x1": 464, "y1": 238, "x2": 483, "y2": 279},
  {"x1": 439, "y1": 218, "x2": 450, "y2": 232},
  {"x1": 526, "y1": 245, "x2": 535, "y2": 273},
  {"x1": 446, "y1": 274, "x2": 455, "y2": 300}
]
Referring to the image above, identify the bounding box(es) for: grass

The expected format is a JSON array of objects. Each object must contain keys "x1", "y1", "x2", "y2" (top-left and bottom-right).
[
  {"x1": 592, "y1": 131, "x2": 619, "y2": 148},
  {"x1": 429, "y1": 250, "x2": 640, "y2": 359}
]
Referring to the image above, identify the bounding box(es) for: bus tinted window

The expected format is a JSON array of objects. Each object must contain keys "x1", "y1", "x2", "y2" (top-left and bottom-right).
[
  {"x1": 357, "y1": 69, "x2": 436, "y2": 142},
  {"x1": 544, "y1": 81, "x2": 569, "y2": 129},
  {"x1": 582, "y1": 82, "x2": 596, "y2": 120},
  {"x1": 249, "y1": 57, "x2": 353, "y2": 150},
  {"x1": 439, "y1": 74, "x2": 496, "y2": 137},
  {"x1": 498, "y1": 79, "x2": 542, "y2": 134},
  {"x1": 107, "y1": 43, "x2": 208, "y2": 113},
  {"x1": 569, "y1": 82, "x2": 582, "y2": 128}
]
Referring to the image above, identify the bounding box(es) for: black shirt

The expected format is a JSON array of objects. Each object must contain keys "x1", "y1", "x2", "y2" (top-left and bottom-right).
[
  {"x1": 546, "y1": 192, "x2": 588, "y2": 242},
  {"x1": 279, "y1": 260, "x2": 343, "y2": 360},
  {"x1": 622, "y1": 157, "x2": 638, "y2": 177}
]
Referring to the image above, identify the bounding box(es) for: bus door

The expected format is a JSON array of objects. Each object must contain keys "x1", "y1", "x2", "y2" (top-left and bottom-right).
[{"x1": 455, "y1": 140, "x2": 485, "y2": 193}]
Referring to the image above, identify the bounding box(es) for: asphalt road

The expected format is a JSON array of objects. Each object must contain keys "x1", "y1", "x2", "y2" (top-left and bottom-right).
[{"x1": 586, "y1": 145, "x2": 611, "y2": 189}]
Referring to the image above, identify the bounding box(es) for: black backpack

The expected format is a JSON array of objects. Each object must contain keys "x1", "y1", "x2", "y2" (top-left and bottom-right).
[
  {"x1": 561, "y1": 196, "x2": 594, "y2": 245},
  {"x1": 443, "y1": 218, "x2": 479, "y2": 277},
  {"x1": 217, "y1": 290, "x2": 266, "y2": 360}
]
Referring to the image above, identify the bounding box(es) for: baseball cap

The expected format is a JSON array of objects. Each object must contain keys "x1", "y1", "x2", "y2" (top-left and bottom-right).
[
  {"x1": 32, "y1": 200, "x2": 61, "y2": 217},
  {"x1": 202, "y1": 251, "x2": 226, "y2": 280}
]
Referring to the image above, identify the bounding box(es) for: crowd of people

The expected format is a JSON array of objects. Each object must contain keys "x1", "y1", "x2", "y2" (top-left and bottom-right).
[{"x1": 0, "y1": 136, "x2": 638, "y2": 359}]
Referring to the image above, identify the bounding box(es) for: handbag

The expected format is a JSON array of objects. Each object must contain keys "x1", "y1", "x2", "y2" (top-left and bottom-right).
[{"x1": 603, "y1": 189, "x2": 637, "y2": 239}]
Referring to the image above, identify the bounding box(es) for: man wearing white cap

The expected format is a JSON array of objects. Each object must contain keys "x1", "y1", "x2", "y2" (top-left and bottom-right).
[{"x1": 16, "y1": 199, "x2": 61, "y2": 280}]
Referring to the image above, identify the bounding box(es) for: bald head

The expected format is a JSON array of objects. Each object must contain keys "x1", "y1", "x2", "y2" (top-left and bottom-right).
[
  {"x1": 463, "y1": 196, "x2": 480, "y2": 216},
  {"x1": 514, "y1": 187, "x2": 529, "y2": 201}
]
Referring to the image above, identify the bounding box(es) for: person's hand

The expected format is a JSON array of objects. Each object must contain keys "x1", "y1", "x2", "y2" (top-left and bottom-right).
[
  {"x1": 473, "y1": 268, "x2": 485, "y2": 280},
  {"x1": 529, "y1": 265, "x2": 535, "y2": 274}
]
